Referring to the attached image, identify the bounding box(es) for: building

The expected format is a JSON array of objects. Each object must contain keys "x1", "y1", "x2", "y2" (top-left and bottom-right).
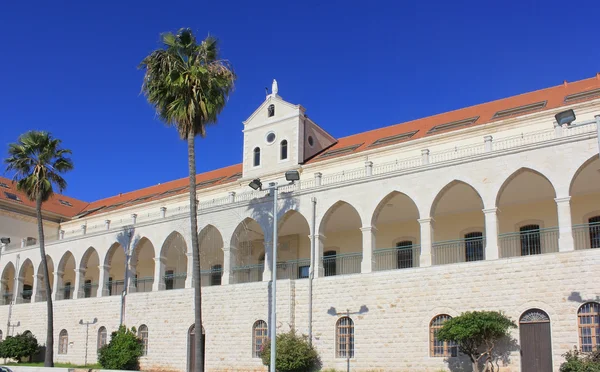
[{"x1": 1, "y1": 76, "x2": 600, "y2": 372}]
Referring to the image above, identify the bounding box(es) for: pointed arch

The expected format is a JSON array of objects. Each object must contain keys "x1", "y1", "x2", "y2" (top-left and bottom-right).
[
  {"x1": 36, "y1": 256, "x2": 54, "y2": 301},
  {"x1": 80, "y1": 247, "x2": 100, "y2": 298},
  {"x1": 371, "y1": 191, "x2": 420, "y2": 229},
  {"x1": 198, "y1": 225, "x2": 224, "y2": 286},
  {"x1": 496, "y1": 167, "x2": 556, "y2": 207},
  {"x1": 18, "y1": 258, "x2": 34, "y2": 279},
  {"x1": 104, "y1": 243, "x2": 126, "y2": 296},
  {"x1": 319, "y1": 200, "x2": 363, "y2": 235},
  {"x1": 430, "y1": 180, "x2": 484, "y2": 218},
  {"x1": 277, "y1": 210, "x2": 311, "y2": 279},
  {"x1": 230, "y1": 218, "x2": 265, "y2": 283},
  {"x1": 17, "y1": 259, "x2": 34, "y2": 303},
  {"x1": 104, "y1": 242, "x2": 125, "y2": 267},
  {"x1": 161, "y1": 231, "x2": 188, "y2": 290},
  {"x1": 1, "y1": 262, "x2": 15, "y2": 305},
  {"x1": 57, "y1": 251, "x2": 76, "y2": 300}
]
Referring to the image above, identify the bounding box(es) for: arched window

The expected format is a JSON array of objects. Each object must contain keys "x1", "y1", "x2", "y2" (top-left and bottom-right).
[
  {"x1": 97, "y1": 326, "x2": 107, "y2": 351},
  {"x1": 280, "y1": 140, "x2": 288, "y2": 160},
  {"x1": 520, "y1": 224, "x2": 541, "y2": 255},
  {"x1": 430, "y1": 315, "x2": 457, "y2": 357},
  {"x1": 268, "y1": 104, "x2": 275, "y2": 117},
  {"x1": 336, "y1": 317, "x2": 354, "y2": 358},
  {"x1": 253, "y1": 147, "x2": 261, "y2": 167},
  {"x1": 578, "y1": 302, "x2": 600, "y2": 352},
  {"x1": 464, "y1": 231, "x2": 484, "y2": 262},
  {"x1": 396, "y1": 240, "x2": 414, "y2": 269},
  {"x1": 138, "y1": 325, "x2": 148, "y2": 356},
  {"x1": 58, "y1": 329, "x2": 68, "y2": 354},
  {"x1": 589, "y1": 216, "x2": 600, "y2": 249},
  {"x1": 252, "y1": 320, "x2": 268, "y2": 358}
]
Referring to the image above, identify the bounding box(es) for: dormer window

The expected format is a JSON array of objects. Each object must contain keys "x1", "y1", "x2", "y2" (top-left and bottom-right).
[
  {"x1": 268, "y1": 104, "x2": 275, "y2": 117},
  {"x1": 253, "y1": 147, "x2": 261, "y2": 167},
  {"x1": 280, "y1": 140, "x2": 288, "y2": 160}
]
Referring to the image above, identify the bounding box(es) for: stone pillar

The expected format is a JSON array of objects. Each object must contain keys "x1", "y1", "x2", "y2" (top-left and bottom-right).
[
  {"x1": 421, "y1": 149, "x2": 430, "y2": 165},
  {"x1": 185, "y1": 252, "x2": 193, "y2": 288},
  {"x1": 105, "y1": 220, "x2": 111, "y2": 230},
  {"x1": 33, "y1": 274, "x2": 42, "y2": 302},
  {"x1": 127, "y1": 264, "x2": 137, "y2": 293},
  {"x1": 15, "y1": 276, "x2": 24, "y2": 304},
  {"x1": 59, "y1": 230, "x2": 65, "y2": 240},
  {"x1": 73, "y1": 268, "x2": 85, "y2": 299},
  {"x1": 554, "y1": 122, "x2": 563, "y2": 137},
  {"x1": 365, "y1": 161, "x2": 373, "y2": 177},
  {"x1": 228, "y1": 192, "x2": 236, "y2": 204},
  {"x1": 81, "y1": 224, "x2": 87, "y2": 235},
  {"x1": 52, "y1": 270, "x2": 63, "y2": 301},
  {"x1": 222, "y1": 246, "x2": 234, "y2": 285},
  {"x1": 360, "y1": 226, "x2": 376, "y2": 273},
  {"x1": 555, "y1": 197, "x2": 575, "y2": 252},
  {"x1": 21, "y1": 239, "x2": 26, "y2": 249},
  {"x1": 152, "y1": 257, "x2": 166, "y2": 291},
  {"x1": 314, "y1": 172, "x2": 322, "y2": 187},
  {"x1": 483, "y1": 208, "x2": 500, "y2": 260},
  {"x1": 484, "y1": 135, "x2": 493, "y2": 152},
  {"x1": 131, "y1": 214, "x2": 138, "y2": 225},
  {"x1": 311, "y1": 234, "x2": 325, "y2": 278},
  {"x1": 262, "y1": 242, "x2": 273, "y2": 282},
  {"x1": 418, "y1": 218, "x2": 433, "y2": 267},
  {"x1": 97, "y1": 265, "x2": 110, "y2": 297},
  {"x1": 160, "y1": 207, "x2": 167, "y2": 218}
]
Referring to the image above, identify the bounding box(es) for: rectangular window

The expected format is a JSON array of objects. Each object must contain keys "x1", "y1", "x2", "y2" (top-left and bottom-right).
[
  {"x1": 210, "y1": 265, "x2": 222, "y2": 286},
  {"x1": 298, "y1": 265, "x2": 309, "y2": 279},
  {"x1": 323, "y1": 251, "x2": 337, "y2": 277},
  {"x1": 165, "y1": 270, "x2": 174, "y2": 290},
  {"x1": 520, "y1": 225, "x2": 541, "y2": 255},
  {"x1": 464, "y1": 232, "x2": 484, "y2": 261},
  {"x1": 589, "y1": 216, "x2": 600, "y2": 249},
  {"x1": 396, "y1": 241, "x2": 414, "y2": 269},
  {"x1": 84, "y1": 280, "x2": 92, "y2": 298}
]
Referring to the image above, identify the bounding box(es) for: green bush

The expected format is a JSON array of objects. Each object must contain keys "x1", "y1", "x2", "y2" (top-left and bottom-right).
[
  {"x1": 260, "y1": 330, "x2": 320, "y2": 372},
  {"x1": 0, "y1": 332, "x2": 40, "y2": 362},
  {"x1": 560, "y1": 347, "x2": 600, "y2": 372},
  {"x1": 98, "y1": 326, "x2": 143, "y2": 370}
]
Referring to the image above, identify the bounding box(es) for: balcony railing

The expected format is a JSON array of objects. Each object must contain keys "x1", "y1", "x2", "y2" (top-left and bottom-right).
[
  {"x1": 132, "y1": 277, "x2": 153, "y2": 293},
  {"x1": 106, "y1": 279, "x2": 125, "y2": 296},
  {"x1": 276, "y1": 258, "x2": 311, "y2": 280},
  {"x1": 200, "y1": 267, "x2": 223, "y2": 287},
  {"x1": 83, "y1": 282, "x2": 99, "y2": 298},
  {"x1": 573, "y1": 222, "x2": 600, "y2": 250},
  {"x1": 322, "y1": 252, "x2": 362, "y2": 277},
  {"x1": 19, "y1": 290, "x2": 33, "y2": 304},
  {"x1": 374, "y1": 245, "x2": 421, "y2": 271},
  {"x1": 2, "y1": 293, "x2": 12, "y2": 305},
  {"x1": 164, "y1": 272, "x2": 186, "y2": 290},
  {"x1": 499, "y1": 227, "x2": 559, "y2": 258},
  {"x1": 432, "y1": 237, "x2": 486, "y2": 265},
  {"x1": 56, "y1": 285, "x2": 73, "y2": 300},
  {"x1": 232, "y1": 263, "x2": 264, "y2": 284}
]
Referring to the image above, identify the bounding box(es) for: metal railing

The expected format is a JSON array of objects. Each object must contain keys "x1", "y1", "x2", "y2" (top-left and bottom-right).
[
  {"x1": 2, "y1": 293, "x2": 12, "y2": 305},
  {"x1": 374, "y1": 245, "x2": 421, "y2": 271},
  {"x1": 82, "y1": 282, "x2": 99, "y2": 298},
  {"x1": 232, "y1": 263, "x2": 264, "y2": 284},
  {"x1": 499, "y1": 227, "x2": 559, "y2": 258},
  {"x1": 200, "y1": 268, "x2": 223, "y2": 287},
  {"x1": 132, "y1": 277, "x2": 153, "y2": 293},
  {"x1": 573, "y1": 222, "x2": 600, "y2": 250},
  {"x1": 322, "y1": 252, "x2": 362, "y2": 277},
  {"x1": 276, "y1": 258, "x2": 311, "y2": 280},
  {"x1": 432, "y1": 237, "x2": 486, "y2": 265},
  {"x1": 56, "y1": 286, "x2": 73, "y2": 300},
  {"x1": 164, "y1": 272, "x2": 187, "y2": 290},
  {"x1": 106, "y1": 279, "x2": 125, "y2": 296}
]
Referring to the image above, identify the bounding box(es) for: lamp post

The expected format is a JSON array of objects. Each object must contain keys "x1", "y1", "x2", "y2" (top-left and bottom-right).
[
  {"x1": 79, "y1": 317, "x2": 97, "y2": 366},
  {"x1": 7, "y1": 321, "x2": 20, "y2": 337},
  {"x1": 248, "y1": 170, "x2": 300, "y2": 372},
  {"x1": 554, "y1": 110, "x2": 600, "y2": 158},
  {"x1": 327, "y1": 305, "x2": 369, "y2": 372}
]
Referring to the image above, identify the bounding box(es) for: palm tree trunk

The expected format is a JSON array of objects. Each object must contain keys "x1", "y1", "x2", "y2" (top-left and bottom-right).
[
  {"x1": 36, "y1": 191, "x2": 54, "y2": 367},
  {"x1": 188, "y1": 133, "x2": 203, "y2": 372}
]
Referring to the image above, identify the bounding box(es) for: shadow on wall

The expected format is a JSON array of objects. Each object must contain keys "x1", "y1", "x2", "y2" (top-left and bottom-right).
[
  {"x1": 446, "y1": 336, "x2": 520, "y2": 372},
  {"x1": 568, "y1": 291, "x2": 600, "y2": 304}
]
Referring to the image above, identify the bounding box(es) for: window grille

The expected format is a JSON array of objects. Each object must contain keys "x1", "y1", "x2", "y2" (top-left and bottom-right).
[
  {"x1": 430, "y1": 315, "x2": 457, "y2": 357},
  {"x1": 253, "y1": 320, "x2": 268, "y2": 358},
  {"x1": 578, "y1": 303, "x2": 600, "y2": 352},
  {"x1": 336, "y1": 317, "x2": 354, "y2": 358}
]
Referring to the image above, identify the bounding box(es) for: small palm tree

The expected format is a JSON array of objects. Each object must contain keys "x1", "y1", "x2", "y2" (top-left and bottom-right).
[
  {"x1": 4, "y1": 131, "x2": 74, "y2": 367},
  {"x1": 139, "y1": 28, "x2": 235, "y2": 372}
]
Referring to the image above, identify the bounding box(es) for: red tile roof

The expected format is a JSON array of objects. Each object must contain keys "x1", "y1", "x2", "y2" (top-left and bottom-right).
[{"x1": 307, "y1": 74, "x2": 600, "y2": 162}]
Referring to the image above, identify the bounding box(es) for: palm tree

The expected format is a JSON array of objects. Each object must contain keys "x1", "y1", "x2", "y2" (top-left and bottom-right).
[
  {"x1": 4, "y1": 131, "x2": 74, "y2": 367},
  {"x1": 139, "y1": 28, "x2": 235, "y2": 372}
]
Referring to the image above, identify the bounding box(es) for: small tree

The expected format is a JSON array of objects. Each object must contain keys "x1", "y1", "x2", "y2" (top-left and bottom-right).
[
  {"x1": 436, "y1": 311, "x2": 517, "y2": 372},
  {"x1": 0, "y1": 333, "x2": 40, "y2": 363},
  {"x1": 560, "y1": 347, "x2": 600, "y2": 372},
  {"x1": 260, "y1": 330, "x2": 320, "y2": 372},
  {"x1": 98, "y1": 326, "x2": 143, "y2": 370}
]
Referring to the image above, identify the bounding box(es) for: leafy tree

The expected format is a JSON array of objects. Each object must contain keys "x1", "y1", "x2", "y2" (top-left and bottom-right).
[
  {"x1": 0, "y1": 332, "x2": 40, "y2": 363},
  {"x1": 4, "y1": 131, "x2": 74, "y2": 366},
  {"x1": 98, "y1": 326, "x2": 143, "y2": 370},
  {"x1": 139, "y1": 28, "x2": 235, "y2": 372},
  {"x1": 560, "y1": 347, "x2": 600, "y2": 372},
  {"x1": 260, "y1": 330, "x2": 320, "y2": 372},
  {"x1": 436, "y1": 311, "x2": 517, "y2": 372}
]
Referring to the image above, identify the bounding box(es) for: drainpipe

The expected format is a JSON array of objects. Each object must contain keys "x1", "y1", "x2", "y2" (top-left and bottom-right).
[
  {"x1": 308, "y1": 197, "x2": 317, "y2": 344},
  {"x1": 7, "y1": 254, "x2": 20, "y2": 336}
]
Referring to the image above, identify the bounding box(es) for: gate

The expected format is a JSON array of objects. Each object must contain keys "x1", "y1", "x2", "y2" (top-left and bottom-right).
[{"x1": 520, "y1": 309, "x2": 552, "y2": 372}]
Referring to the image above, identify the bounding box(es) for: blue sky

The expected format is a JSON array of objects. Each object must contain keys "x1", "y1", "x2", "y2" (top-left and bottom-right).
[{"x1": 1, "y1": 0, "x2": 598, "y2": 202}]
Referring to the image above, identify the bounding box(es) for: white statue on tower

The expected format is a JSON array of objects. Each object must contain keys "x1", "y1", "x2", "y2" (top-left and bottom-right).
[{"x1": 272, "y1": 79, "x2": 278, "y2": 97}]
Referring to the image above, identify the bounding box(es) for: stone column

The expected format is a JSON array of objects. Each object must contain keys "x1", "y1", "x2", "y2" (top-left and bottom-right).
[
  {"x1": 185, "y1": 252, "x2": 194, "y2": 288},
  {"x1": 421, "y1": 149, "x2": 430, "y2": 165},
  {"x1": 105, "y1": 220, "x2": 111, "y2": 230},
  {"x1": 555, "y1": 197, "x2": 575, "y2": 252},
  {"x1": 311, "y1": 234, "x2": 325, "y2": 278},
  {"x1": 360, "y1": 226, "x2": 376, "y2": 273},
  {"x1": 222, "y1": 246, "x2": 234, "y2": 285},
  {"x1": 314, "y1": 172, "x2": 322, "y2": 187},
  {"x1": 73, "y1": 268, "x2": 85, "y2": 299},
  {"x1": 152, "y1": 257, "x2": 166, "y2": 291},
  {"x1": 52, "y1": 270, "x2": 63, "y2": 301},
  {"x1": 484, "y1": 136, "x2": 493, "y2": 152},
  {"x1": 97, "y1": 265, "x2": 110, "y2": 297},
  {"x1": 127, "y1": 264, "x2": 137, "y2": 293},
  {"x1": 365, "y1": 161, "x2": 373, "y2": 177},
  {"x1": 262, "y1": 242, "x2": 273, "y2": 282},
  {"x1": 418, "y1": 218, "x2": 433, "y2": 267},
  {"x1": 32, "y1": 274, "x2": 41, "y2": 303},
  {"x1": 15, "y1": 276, "x2": 24, "y2": 304},
  {"x1": 483, "y1": 208, "x2": 500, "y2": 260},
  {"x1": 228, "y1": 192, "x2": 236, "y2": 204},
  {"x1": 160, "y1": 207, "x2": 167, "y2": 218}
]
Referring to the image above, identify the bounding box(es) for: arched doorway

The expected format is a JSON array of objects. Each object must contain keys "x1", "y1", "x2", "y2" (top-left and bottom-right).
[
  {"x1": 520, "y1": 309, "x2": 552, "y2": 372},
  {"x1": 188, "y1": 324, "x2": 205, "y2": 372},
  {"x1": 319, "y1": 201, "x2": 363, "y2": 276}
]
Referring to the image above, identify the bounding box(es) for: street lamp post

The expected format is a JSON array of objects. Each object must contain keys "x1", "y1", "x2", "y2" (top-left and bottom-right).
[
  {"x1": 248, "y1": 170, "x2": 300, "y2": 372},
  {"x1": 7, "y1": 321, "x2": 20, "y2": 337},
  {"x1": 79, "y1": 318, "x2": 97, "y2": 366},
  {"x1": 554, "y1": 110, "x2": 600, "y2": 158}
]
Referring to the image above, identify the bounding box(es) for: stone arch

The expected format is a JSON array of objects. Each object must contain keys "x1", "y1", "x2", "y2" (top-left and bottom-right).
[
  {"x1": 198, "y1": 225, "x2": 224, "y2": 286},
  {"x1": 430, "y1": 180, "x2": 484, "y2": 218},
  {"x1": 104, "y1": 242, "x2": 126, "y2": 296},
  {"x1": 160, "y1": 231, "x2": 188, "y2": 290},
  {"x1": 36, "y1": 256, "x2": 54, "y2": 302},
  {"x1": 496, "y1": 167, "x2": 557, "y2": 207},
  {"x1": 318, "y1": 200, "x2": 363, "y2": 236},
  {"x1": 1, "y1": 262, "x2": 15, "y2": 305},
  {"x1": 57, "y1": 251, "x2": 76, "y2": 300},
  {"x1": 277, "y1": 210, "x2": 311, "y2": 279},
  {"x1": 131, "y1": 237, "x2": 155, "y2": 292},
  {"x1": 371, "y1": 190, "x2": 421, "y2": 226},
  {"x1": 230, "y1": 217, "x2": 265, "y2": 283},
  {"x1": 569, "y1": 156, "x2": 600, "y2": 245},
  {"x1": 79, "y1": 247, "x2": 100, "y2": 298},
  {"x1": 569, "y1": 155, "x2": 599, "y2": 196},
  {"x1": 17, "y1": 259, "x2": 34, "y2": 303}
]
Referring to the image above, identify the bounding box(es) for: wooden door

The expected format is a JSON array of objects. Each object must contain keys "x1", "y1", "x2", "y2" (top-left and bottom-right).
[{"x1": 520, "y1": 309, "x2": 552, "y2": 372}]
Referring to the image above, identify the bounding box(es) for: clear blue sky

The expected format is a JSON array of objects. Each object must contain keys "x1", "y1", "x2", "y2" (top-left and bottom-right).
[{"x1": 1, "y1": 0, "x2": 598, "y2": 202}]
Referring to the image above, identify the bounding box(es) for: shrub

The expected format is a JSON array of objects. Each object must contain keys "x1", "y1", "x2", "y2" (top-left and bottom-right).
[
  {"x1": 98, "y1": 326, "x2": 143, "y2": 370},
  {"x1": 260, "y1": 330, "x2": 320, "y2": 372},
  {"x1": 0, "y1": 332, "x2": 40, "y2": 362},
  {"x1": 560, "y1": 347, "x2": 600, "y2": 372}
]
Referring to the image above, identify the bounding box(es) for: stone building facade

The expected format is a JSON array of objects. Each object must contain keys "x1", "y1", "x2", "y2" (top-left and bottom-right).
[{"x1": 1, "y1": 77, "x2": 600, "y2": 371}]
